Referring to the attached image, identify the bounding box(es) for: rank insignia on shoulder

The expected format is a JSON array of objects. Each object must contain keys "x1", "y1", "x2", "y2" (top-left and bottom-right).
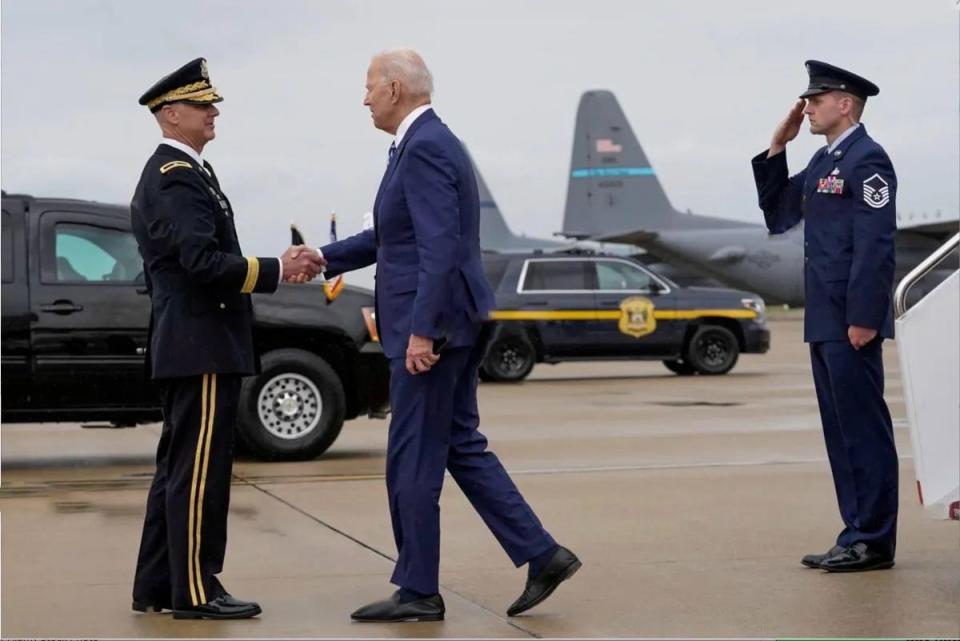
[
  {"x1": 863, "y1": 173, "x2": 890, "y2": 208},
  {"x1": 160, "y1": 160, "x2": 193, "y2": 174}
]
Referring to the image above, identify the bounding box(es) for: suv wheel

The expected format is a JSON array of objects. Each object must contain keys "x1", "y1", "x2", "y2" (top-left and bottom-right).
[
  {"x1": 662, "y1": 359, "x2": 696, "y2": 376},
  {"x1": 480, "y1": 333, "x2": 535, "y2": 382},
  {"x1": 684, "y1": 326, "x2": 739, "y2": 375},
  {"x1": 237, "y1": 348, "x2": 346, "y2": 461}
]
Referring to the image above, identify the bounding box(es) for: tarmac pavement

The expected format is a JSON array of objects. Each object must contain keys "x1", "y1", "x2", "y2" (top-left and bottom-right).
[{"x1": 2, "y1": 317, "x2": 958, "y2": 638}]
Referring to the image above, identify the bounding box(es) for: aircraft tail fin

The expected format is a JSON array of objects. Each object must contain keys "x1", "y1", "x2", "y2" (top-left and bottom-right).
[
  {"x1": 465, "y1": 144, "x2": 568, "y2": 252},
  {"x1": 561, "y1": 90, "x2": 677, "y2": 240},
  {"x1": 471, "y1": 152, "x2": 518, "y2": 247}
]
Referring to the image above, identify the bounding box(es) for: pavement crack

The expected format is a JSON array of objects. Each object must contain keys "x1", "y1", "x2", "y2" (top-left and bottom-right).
[
  {"x1": 240, "y1": 476, "x2": 395, "y2": 563},
  {"x1": 238, "y1": 476, "x2": 540, "y2": 638}
]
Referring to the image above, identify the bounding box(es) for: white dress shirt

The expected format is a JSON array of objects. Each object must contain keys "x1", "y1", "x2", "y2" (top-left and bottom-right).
[
  {"x1": 394, "y1": 104, "x2": 433, "y2": 147},
  {"x1": 826, "y1": 123, "x2": 860, "y2": 154},
  {"x1": 161, "y1": 137, "x2": 204, "y2": 167}
]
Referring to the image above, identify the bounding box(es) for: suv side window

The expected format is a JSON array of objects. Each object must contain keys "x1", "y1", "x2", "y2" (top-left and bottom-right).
[
  {"x1": 52, "y1": 223, "x2": 142, "y2": 283},
  {"x1": 595, "y1": 259, "x2": 656, "y2": 291},
  {"x1": 2, "y1": 210, "x2": 13, "y2": 283},
  {"x1": 522, "y1": 260, "x2": 591, "y2": 291}
]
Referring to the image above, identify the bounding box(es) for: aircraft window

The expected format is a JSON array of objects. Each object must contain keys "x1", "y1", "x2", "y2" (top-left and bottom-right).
[
  {"x1": 2, "y1": 210, "x2": 13, "y2": 283},
  {"x1": 523, "y1": 260, "x2": 590, "y2": 291},
  {"x1": 53, "y1": 223, "x2": 142, "y2": 283},
  {"x1": 595, "y1": 260, "x2": 654, "y2": 291}
]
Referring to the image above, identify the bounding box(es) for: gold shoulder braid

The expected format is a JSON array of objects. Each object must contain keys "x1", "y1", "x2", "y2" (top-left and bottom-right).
[{"x1": 160, "y1": 160, "x2": 194, "y2": 174}]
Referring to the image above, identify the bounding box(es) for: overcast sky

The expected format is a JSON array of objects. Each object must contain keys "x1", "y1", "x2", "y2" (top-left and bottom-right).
[{"x1": 2, "y1": 0, "x2": 957, "y2": 287}]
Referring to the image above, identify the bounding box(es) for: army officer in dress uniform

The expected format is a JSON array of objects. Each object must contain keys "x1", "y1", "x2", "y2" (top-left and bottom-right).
[
  {"x1": 129, "y1": 58, "x2": 325, "y2": 619},
  {"x1": 751, "y1": 60, "x2": 898, "y2": 573}
]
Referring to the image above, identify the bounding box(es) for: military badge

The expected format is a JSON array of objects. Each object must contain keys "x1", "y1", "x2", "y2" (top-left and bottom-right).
[
  {"x1": 817, "y1": 176, "x2": 845, "y2": 194},
  {"x1": 863, "y1": 173, "x2": 890, "y2": 208},
  {"x1": 618, "y1": 296, "x2": 657, "y2": 338},
  {"x1": 201, "y1": 59, "x2": 209, "y2": 80}
]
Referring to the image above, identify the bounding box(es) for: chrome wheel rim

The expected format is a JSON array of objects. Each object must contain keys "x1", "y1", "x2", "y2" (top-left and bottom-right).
[{"x1": 257, "y1": 373, "x2": 322, "y2": 440}]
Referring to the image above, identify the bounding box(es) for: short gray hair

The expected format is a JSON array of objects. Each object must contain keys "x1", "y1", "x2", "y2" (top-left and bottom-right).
[{"x1": 374, "y1": 49, "x2": 434, "y2": 98}]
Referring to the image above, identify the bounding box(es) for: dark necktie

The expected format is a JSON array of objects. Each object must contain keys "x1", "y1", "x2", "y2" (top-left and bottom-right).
[{"x1": 388, "y1": 141, "x2": 397, "y2": 164}]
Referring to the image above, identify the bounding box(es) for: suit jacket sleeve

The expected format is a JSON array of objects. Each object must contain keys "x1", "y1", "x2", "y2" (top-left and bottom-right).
[
  {"x1": 751, "y1": 149, "x2": 806, "y2": 234},
  {"x1": 404, "y1": 138, "x2": 461, "y2": 340},
  {"x1": 847, "y1": 150, "x2": 897, "y2": 330},
  {"x1": 149, "y1": 168, "x2": 279, "y2": 293},
  {"x1": 319, "y1": 228, "x2": 377, "y2": 278}
]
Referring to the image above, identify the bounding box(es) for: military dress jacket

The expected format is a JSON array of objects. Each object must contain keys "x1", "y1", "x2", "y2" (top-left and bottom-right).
[
  {"x1": 131, "y1": 144, "x2": 280, "y2": 379},
  {"x1": 751, "y1": 125, "x2": 896, "y2": 342}
]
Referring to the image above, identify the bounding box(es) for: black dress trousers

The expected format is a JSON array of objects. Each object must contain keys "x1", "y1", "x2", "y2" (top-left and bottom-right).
[{"x1": 133, "y1": 373, "x2": 241, "y2": 609}]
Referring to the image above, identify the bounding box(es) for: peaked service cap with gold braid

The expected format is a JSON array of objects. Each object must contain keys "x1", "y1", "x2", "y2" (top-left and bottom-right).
[{"x1": 138, "y1": 58, "x2": 223, "y2": 112}]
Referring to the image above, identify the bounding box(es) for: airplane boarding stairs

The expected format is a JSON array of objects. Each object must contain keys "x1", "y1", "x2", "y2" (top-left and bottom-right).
[{"x1": 894, "y1": 232, "x2": 959, "y2": 519}]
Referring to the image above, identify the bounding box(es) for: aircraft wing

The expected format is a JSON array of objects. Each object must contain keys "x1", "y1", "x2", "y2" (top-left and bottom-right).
[
  {"x1": 593, "y1": 229, "x2": 660, "y2": 245},
  {"x1": 897, "y1": 219, "x2": 960, "y2": 242}
]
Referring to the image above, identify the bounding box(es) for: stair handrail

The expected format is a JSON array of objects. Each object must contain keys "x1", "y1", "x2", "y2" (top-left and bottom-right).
[{"x1": 894, "y1": 232, "x2": 960, "y2": 318}]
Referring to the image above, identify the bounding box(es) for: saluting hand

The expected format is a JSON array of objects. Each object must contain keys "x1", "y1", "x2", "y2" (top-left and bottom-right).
[
  {"x1": 848, "y1": 325, "x2": 877, "y2": 350},
  {"x1": 406, "y1": 334, "x2": 439, "y2": 375},
  {"x1": 768, "y1": 99, "x2": 806, "y2": 157}
]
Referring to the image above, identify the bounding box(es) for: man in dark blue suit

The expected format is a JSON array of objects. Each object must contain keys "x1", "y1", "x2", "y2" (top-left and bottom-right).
[
  {"x1": 314, "y1": 49, "x2": 579, "y2": 621},
  {"x1": 752, "y1": 61, "x2": 898, "y2": 572}
]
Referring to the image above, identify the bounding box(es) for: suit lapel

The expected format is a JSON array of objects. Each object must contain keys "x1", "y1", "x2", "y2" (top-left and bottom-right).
[
  {"x1": 373, "y1": 108, "x2": 439, "y2": 239},
  {"x1": 202, "y1": 161, "x2": 234, "y2": 217}
]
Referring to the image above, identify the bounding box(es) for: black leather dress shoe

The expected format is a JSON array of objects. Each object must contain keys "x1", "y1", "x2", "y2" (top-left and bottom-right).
[
  {"x1": 172, "y1": 595, "x2": 262, "y2": 620},
  {"x1": 820, "y1": 542, "x2": 894, "y2": 572},
  {"x1": 351, "y1": 590, "x2": 445, "y2": 622},
  {"x1": 801, "y1": 545, "x2": 846, "y2": 568},
  {"x1": 132, "y1": 599, "x2": 171, "y2": 613},
  {"x1": 508, "y1": 545, "x2": 581, "y2": 617}
]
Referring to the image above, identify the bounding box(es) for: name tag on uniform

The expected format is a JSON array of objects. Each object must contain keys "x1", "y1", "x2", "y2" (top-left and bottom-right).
[{"x1": 817, "y1": 176, "x2": 845, "y2": 194}]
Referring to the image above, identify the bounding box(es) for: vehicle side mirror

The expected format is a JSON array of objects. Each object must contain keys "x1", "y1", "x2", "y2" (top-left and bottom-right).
[{"x1": 648, "y1": 281, "x2": 664, "y2": 293}]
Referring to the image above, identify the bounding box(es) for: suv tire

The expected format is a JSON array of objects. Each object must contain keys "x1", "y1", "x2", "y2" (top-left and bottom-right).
[
  {"x1": 480, "y1": 333, "x2": 536, "y2": 382},
  {"x1": 684, "y1": 325, "x2": 739, "y2": 375},
  {"x1": 237, "y1": 348, "x2": 346, "y2": 461},
  {"x1": 662, "y1": 359, "x2": 697, "y2": 376}
]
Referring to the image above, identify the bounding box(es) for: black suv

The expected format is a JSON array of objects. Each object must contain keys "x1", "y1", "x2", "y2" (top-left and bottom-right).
[
  {"x1": 479, "y1": 249, "x2": 770, "y2": 381},
  {"x1": 1, "y1": 192, "x2": 389, "y2": 460}
]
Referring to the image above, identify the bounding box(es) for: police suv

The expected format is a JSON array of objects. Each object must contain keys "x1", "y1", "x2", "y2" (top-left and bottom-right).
[
  {"x1": 1, "y1": 192, "x2": 389, "y2": 460},
  {"x1": 480, "y1": 249, "x2": 770, "y2": 381}
]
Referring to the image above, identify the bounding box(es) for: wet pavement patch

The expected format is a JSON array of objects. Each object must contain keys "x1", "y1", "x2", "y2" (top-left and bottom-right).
[{"x1": 645, "y1": 400, "x2": 743, "y2": 407}]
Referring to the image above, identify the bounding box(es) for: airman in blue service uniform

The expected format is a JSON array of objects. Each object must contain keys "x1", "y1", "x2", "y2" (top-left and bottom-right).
[
  {"x1": 752, "y1": 60, "x2": 898, "y2": 572},
  {"x1": 130, "y1": 58, "x2": 324, "y2": 619}
]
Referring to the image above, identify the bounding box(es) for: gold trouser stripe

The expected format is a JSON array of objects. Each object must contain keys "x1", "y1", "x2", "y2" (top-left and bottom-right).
[
  {"x1": 187, "y1": 375, "x2": 210, "y2": 606},
  {"x1": 488, "y1": 309, "x2": 757, "y2": 321},
  {"x1": 240, "y1": 257, "x2": 260, "y2": 294},
  {"x1": 193, "y1": 373, "x2": 216, "y2": 606}
]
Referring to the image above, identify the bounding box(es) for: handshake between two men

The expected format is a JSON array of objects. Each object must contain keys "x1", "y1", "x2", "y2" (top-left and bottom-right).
[{"x1": 280, "y1": 245, "x2": 327, "y2": 283}]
